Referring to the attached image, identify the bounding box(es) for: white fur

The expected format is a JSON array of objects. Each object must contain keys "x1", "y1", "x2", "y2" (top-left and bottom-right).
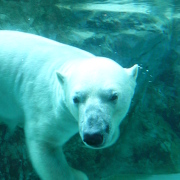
[{"x1": 0, "y1": 31, "x2": 138, "y2": 180}]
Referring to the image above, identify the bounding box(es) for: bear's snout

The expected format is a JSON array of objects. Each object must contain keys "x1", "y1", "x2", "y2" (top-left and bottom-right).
[
  {"x1": 80, "y1": 112, "x2": 110, "y2": 148},
  {"x1": 83, "y1": 132, "x2": 103, "y2": 147},
  {"x1": 82, "y1": 123, "x2": 109, "y2": 148}
]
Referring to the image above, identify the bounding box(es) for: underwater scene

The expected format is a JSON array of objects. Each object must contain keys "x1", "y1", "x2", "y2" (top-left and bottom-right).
[{"x1": 0, "y1": 0, "x2": 180, "y2": 179}]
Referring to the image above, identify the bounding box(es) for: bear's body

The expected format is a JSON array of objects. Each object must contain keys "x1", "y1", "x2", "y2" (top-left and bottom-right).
[{"x1": 0, "y1": 31, "x2": 138, "y2": 180}]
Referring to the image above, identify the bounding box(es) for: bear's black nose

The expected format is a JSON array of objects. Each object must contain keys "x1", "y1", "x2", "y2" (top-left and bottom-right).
[{"x1": 83, "y1": 133, "x2": 103, "y2": 147}]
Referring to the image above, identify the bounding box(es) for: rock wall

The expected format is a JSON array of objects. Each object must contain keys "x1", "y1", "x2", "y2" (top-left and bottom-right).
[{"x1": 0, "y1": 0, "x2": 180, "y2": 179}]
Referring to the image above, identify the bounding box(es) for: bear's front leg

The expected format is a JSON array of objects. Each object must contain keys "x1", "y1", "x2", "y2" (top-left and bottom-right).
[{"x1": 25, "y1": 130, "x2": 88, "y2": 180}]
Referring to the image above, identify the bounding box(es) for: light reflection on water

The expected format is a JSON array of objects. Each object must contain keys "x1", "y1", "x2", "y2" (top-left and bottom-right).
[{"x1": 57, "y1": 0, "x2": 180, "y2": 15}]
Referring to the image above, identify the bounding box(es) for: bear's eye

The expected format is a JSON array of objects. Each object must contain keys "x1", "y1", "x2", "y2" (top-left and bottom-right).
[
  {"x1": 110, "y1": 93, "x2": 118, "y2": 102},
  {"x1": 73, "y1": 96, "x2": 80, "y2": 104}
]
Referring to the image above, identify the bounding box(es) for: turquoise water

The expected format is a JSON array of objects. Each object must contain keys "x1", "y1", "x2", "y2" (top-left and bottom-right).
[{"x1": 0, "y1": 0, "x2": 180, "y2": 179}]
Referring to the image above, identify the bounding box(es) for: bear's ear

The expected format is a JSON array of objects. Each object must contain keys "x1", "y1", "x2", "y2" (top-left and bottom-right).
[
  {"x1": 56, "y1": 71, "x2": 65, "y2": 84},
  {"x1": 125, "y1": 64, "x2": 138, "y2": 80}
]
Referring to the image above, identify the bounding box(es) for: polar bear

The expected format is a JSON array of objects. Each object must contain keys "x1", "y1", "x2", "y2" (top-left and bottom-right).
[{"x1": 0, "y1": 31, "x2": 138, "y2": 180}]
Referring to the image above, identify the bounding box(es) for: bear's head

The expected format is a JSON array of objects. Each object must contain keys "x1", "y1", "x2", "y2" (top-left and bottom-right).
[{"x1": 57, "y1": 57, "x2": 138, "y2": 149}]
